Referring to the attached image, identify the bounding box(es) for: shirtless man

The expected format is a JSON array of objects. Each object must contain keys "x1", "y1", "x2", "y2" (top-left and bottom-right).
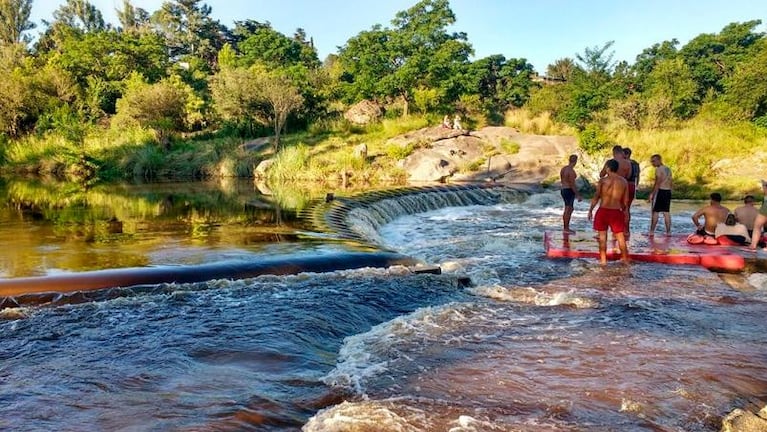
[
  {"x1": 623, "y1": 147, "x2": 640, "y2": 234},
  {"x1": 734, "y1": 195, "x2": 759, "y2": 237},
  {"x1": 588, "y1": 159, "x2": 630, "y2": 264},
  {"x1": 648, "y1": 154, "x2": 673, "y2": 235},
  {"x1": 691, "y1": 192, "x2": 730, "y2": 237},
  {"x1": 600, "y1": 145, "x2": 632, "y2": 180},
  {"x1": 559, "y1": 154, "x2": 582, "y2": 233}
]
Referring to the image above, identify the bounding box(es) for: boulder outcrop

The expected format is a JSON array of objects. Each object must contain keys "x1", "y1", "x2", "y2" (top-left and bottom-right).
[
  {"x1": 344, "y1": 100, "x2": 383, "y2": 125},
  {"x1": 392, "y1": 125, "x2": 577, "y2": 184}
]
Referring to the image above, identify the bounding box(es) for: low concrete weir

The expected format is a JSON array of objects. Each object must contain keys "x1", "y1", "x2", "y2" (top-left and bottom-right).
[
  {"x1": 0, "y1": 252, "x2": 417, "y2": 306},
  {"x1": 307, "y1": 183, "x2": 530, "y2": 243}
]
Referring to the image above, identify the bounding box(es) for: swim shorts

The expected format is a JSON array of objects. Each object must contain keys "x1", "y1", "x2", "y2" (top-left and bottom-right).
[
  {"x1": 561, "y1": 188, "x2": 575, "y2": 207},
  {"x1": 593, "y1": 207, "x2": 625, "y2": 233},
  {"x1": 652, "y1": 189, "x2": 672, "y2": 213},
  {"x1": 627, "y1": 183, "x2": 636, "y2": 205}
]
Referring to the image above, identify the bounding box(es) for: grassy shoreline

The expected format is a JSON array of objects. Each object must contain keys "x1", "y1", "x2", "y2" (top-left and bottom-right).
[{"x1": 2, "y1": 112, "x2": 765, "y2": 201}]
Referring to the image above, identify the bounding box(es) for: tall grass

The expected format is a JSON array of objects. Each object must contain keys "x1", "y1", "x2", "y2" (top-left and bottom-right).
[
  {"x1": 504, "y1": 109, "x2": 576, "y2": 136},
  {"x1": 611, "y1": 118, "x2": 767, "y2": 199}
]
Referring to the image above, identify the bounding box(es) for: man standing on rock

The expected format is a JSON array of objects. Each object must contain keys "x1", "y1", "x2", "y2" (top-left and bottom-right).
[
  {"x1": 560, "y1": 154, "x2": 582, "y2": 233},
  {"x1": 589, "y1": 159, "x2": 630, "y2": 264}
]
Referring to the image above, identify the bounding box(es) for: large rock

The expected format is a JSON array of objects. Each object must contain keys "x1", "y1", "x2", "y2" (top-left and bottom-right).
[
  {"x1": 254, "y1": 158, "x2": 275, "y2": 179},
  {"x1": 399, "y1": 134, "x2": 486, "y2": 182},
  {"x1": 386, "y1": 126, "x2": 467, "y2": 148},
  {"x1": 386, "y1": 125, "x2": 578, "y2": 184},
  {"x1": 344, "y1": 100, "x2": 383, "y2": 125},
  {"x1": 721, "y1": 408, "x2": 767, "y2": 432}
]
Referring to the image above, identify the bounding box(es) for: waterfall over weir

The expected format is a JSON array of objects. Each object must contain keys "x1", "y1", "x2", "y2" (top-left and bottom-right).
[{"x1": 310, "y1": 184, "x2": 531, "y2": 245}]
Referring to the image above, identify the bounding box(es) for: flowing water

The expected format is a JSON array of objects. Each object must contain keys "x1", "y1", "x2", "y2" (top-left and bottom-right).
[{"x1": 2, "y1": 184, "x2": 767, "y2": 431}]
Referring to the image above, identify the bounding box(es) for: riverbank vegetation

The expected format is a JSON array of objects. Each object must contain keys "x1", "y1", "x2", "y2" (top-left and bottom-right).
[{"x1": 0, "y1": 0, "x2": 765, "y2": 198}]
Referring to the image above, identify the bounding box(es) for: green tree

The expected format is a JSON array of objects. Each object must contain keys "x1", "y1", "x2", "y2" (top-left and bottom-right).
[
  {"x1": 339, "y1": 0, "x2": 472, "y2": 115},
  {"x1": 0, "y1": 0, "x2": 35, "y2": 46},
  {"x1": 464, "y1": 55, "x2": 536, "y2": 114},
  {"x1": 36, "y1": 0, "x2": 107, "y2": 53},
  {"x1": 151, "y1": 0, "x2": 227, "y2": 66},
  {"x1": 632, "y1": 39, "x2": 679, "y2": 91},
  {"x1": 116, "y1": 0, "x2": 151, "y2": 34},
  {"x1": 0, "y1": 44, "x2": 39, "y2": 136},
  {"x1": 210, "y1": 65, "x2": 303, "y2": 148},
  {"x1": 723, "y1": 40, "x2": 767, "y2": 121},
  {"x1": 546, "y1": 57, "x2": 579, "y2": 81},
  {"x1": 644, "y1": 57, "x2": 697, "y2": 120},
  {"x1": 261, "y1": 72, "x2": 303, "y2": 149},
  {"x1": 46, "y1": 29, "x2": 169, "y2": 116},
  {"x1": 51, "y1": 0, "x2": 106, "y2": 32},
  {"x1": 679, "y1": 20, "x2": 764, "y2": 100},
  {"x1": 113, "y1": 73, "x2": 189, "y2": 149},
  {"x1": 497, "y1": 58, "x2": 536, "y2": 108},
  {"x1": 237, "y1": 23, "x2": 319, "y2": 69},
  {"x1": 576, "y1": 41, "x2": 616, "y2": 76},
  {"x1": 553, "y1": 42, "x2": 618, "y2": 128},
  {"x1": 210, "y1": 65, "x2": 266, "y2": 136}
]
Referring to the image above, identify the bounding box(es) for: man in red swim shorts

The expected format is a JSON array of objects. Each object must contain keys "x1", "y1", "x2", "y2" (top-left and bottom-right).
[{"x1": 588, "y1": 159, "x2": 630, "y2": 264}]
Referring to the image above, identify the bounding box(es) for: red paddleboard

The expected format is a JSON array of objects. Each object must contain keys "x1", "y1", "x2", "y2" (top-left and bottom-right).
[{"x1": 544, "y1": 231, "x2": 745, "y2": 272}]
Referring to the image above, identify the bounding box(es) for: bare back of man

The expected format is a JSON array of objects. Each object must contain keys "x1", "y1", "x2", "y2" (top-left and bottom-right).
[
  {"x1": 696, "y1": 205, "x2": 730, "y2": 234},
  {"x1": 602, "y1": 174, "x2": 629, "y2": 208},
  {"x1": 560, "y1": 165, "x2": 577, "y2": 189}
]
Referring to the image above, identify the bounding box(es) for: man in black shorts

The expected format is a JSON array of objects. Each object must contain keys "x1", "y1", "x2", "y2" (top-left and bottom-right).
[
  {"x1": 559, "y1": 154, "x2": 582, "y2": 233},
  {"x1": 648, "y1": 154, "x2": 673, "y2": 235}
]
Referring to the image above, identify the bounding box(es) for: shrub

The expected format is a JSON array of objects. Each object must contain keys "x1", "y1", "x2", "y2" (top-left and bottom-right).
[
  {"x1": 499, "y1": 138, "x2": 520, "y2": 155},
  {"x1": 578, "y1": 124, "x2": 611, "y2": 155},
  {"x1": 385, "y1": 142, "x2": 418, "y2": 160}
]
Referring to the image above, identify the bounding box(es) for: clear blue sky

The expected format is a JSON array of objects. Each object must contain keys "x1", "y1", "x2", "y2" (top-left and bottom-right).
[{"x1": 30, "y1": 0, "x2": 766, "y2": 73}]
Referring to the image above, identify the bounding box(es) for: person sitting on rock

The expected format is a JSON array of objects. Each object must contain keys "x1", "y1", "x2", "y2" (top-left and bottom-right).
[
  {"x1": 452, "y1": 115, "x2": 462, "y2": 130},
  {"x1": 442, "y1": 115, "x2": 451, "y2": 128}
]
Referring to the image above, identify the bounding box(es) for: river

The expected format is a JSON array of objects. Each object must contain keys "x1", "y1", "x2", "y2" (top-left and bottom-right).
[{"x1": 1, "y1": 181, "x2": 766, "y2": 431}]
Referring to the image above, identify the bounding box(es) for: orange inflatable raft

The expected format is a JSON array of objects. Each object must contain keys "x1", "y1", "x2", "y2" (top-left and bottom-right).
[{"x1": 544, "y1": 231, "x2": 746, "y2": 272}]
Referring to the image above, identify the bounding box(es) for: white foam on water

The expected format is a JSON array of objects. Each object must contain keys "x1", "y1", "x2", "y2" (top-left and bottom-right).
[
  {"x1": 322, "y1": 303, "x2": 475, "y2": 394},
  {"x1": 302, "y1": 399, "x2": 515, "y2": 432},
  {"x1": 747, "y1": 273, "x2": 767, "y2": 290},
  {"x1": 447, "y1": 415, "x2": 507, "y2": 432},
  {"x1": 302, "y1": 401, "x2": 427, "y2": 432},
  {"x1": 469, "y1": 285, "x2": 599, "y2": 309}
]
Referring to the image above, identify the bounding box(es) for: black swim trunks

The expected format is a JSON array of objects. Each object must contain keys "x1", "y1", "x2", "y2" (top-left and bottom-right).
[
  {"x1": 652, "y1": 189, "x2": 672, "y2": 213},
  {"x1": 561, "y1": 188, "x2": 576, "y2": 207}
]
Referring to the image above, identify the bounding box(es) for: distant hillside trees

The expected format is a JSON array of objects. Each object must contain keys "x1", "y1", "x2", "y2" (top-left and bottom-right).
[{"x1": 0, "y1": 0, "x2": 764, "y2": 150}]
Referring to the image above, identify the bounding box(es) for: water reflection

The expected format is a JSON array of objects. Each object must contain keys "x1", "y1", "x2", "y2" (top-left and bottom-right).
[{"x1": 0, "y1": 178, "x2": 327, "y2": 277}]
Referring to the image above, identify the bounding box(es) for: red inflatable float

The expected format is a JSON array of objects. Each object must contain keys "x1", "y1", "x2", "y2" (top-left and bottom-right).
[{"x1": 544, "y1": 231, "x2": 746, "y2": 272}]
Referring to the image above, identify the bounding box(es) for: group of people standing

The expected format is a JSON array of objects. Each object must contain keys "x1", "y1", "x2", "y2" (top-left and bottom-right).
[
  {"x1": 559, "y1": 145, "x2": 673, "y2": 263},
  {"x1": 560, "y1": 145, "x2": 767, "y2": 264}
]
